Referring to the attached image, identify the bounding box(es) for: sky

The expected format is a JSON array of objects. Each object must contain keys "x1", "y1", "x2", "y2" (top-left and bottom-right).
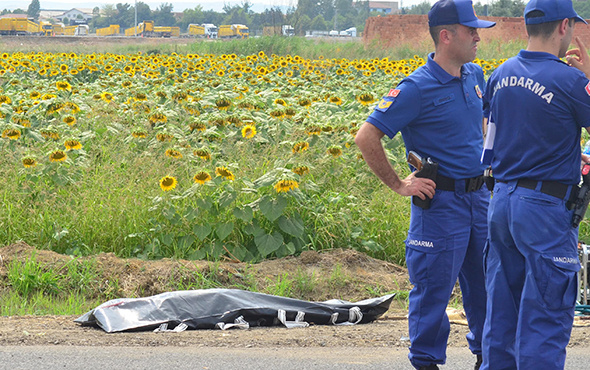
[{"x1": 5, "y1": 0, "x2": 436, "y2": 13}]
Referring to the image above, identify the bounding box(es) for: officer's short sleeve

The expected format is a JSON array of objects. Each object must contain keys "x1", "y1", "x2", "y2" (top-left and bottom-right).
[
  {"x1": 366, "y1": 81, "x2": 421, "y2": 138},
  {"x1": 570, "y1": 75, "x2": 590, "y2": 128}
]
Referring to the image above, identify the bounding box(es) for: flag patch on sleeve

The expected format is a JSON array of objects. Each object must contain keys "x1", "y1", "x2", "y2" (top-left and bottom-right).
[
  {"x1": 387, "y1": 89, "x2": 400, "y2": 97},
  {"x1": 585, "y1": 82, "x2": 590, "y2": 96}
]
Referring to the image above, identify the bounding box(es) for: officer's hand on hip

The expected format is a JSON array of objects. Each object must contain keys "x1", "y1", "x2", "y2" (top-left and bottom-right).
[{"x1": 394, "y1": 172, "x2": 436, "y2": 200}]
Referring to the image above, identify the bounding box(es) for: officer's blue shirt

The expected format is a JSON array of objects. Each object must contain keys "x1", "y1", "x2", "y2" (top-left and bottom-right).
[
  {"x1": 483, "y1": 50, "x2": 590, "y2": 185},
  {"x1": 366, "y1": 53, "x2": 487, "y2": 179}
]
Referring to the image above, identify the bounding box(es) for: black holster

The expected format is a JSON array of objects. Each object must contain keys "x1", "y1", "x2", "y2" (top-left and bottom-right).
[{"x1": 412, "y1": 159, "x2": 438, "y2": 210}]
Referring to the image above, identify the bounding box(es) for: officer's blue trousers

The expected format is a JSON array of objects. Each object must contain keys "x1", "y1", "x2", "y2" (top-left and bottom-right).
[
  {"x1": 482, "y1": 181, "x2": 579, "y2": 370},
  {"x1": 406, "y1": 183, "x2": 489, "y2": 369}
]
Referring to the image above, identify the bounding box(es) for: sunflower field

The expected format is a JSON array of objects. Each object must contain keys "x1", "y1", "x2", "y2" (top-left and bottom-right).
[{"x1": 0, "y1": 49, "x2": 510, "y2": 264}]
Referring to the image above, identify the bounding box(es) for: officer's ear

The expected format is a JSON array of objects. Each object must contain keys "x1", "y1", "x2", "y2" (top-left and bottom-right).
[{"x1": 439, "y1": 26, "x2": 457, "y2": 45}]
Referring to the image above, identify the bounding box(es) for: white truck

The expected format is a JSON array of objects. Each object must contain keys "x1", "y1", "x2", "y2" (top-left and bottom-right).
[
  {"x1": 202, "y1": 23, "x2": 218, "y2": 38},
  {"x1": 339, "y1": 27, "x2": 357, "y2": 37},
  {"x1": 281, "y1": 25, "x2": 294, "y2": 36}
]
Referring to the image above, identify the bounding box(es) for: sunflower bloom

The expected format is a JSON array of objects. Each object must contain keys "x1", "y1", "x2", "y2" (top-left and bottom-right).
[
  {"x1": 327, "y1": 145, "x2": 343, "y2": 158},
  {"x1": 64, "y1": 139, "x2": 82, "y2": 150},
  {"x1": 156, "y1": 133, "x2": 174, "y2": 142},
  {"x1": 189, "y1": 121, "x2": 207, "y2": 132},
  {"x1": 63, "y1": 115, "x2": 77, "y2": 126},
  {"x1": 329, "y1": 96, "x2": 343, "y2": 105},
  {"x1": 0, "y1": 95, "x2": 12, "y2": 105},
  {"x1": 22, "y1": 157, "x2": 37, "y2": 168},
  {"x1": 149, "y1": 112, "x2": 167, "y2": 125},
  {"x1": 357, "y1": 93, "x2": 375, "y2": 106},
  {"x1": 292, "y1": 141, "x2": 309, "y2": 153},
  {"x1": 291, "y1": 165, "x2": 310, "y2": 176},
  {"x1": 241, "y1": 124, "x2": 256, "y2": 139},
  {"x1": 100, "y1": 92, "x2": 114, "y2": 102},
  {"x1": 274, "y1": 179, "x2": 299, "y2": 193},
  {"x1": 305, "y1": 125, "x2": 322, "y2": 136},
  {"x1": 49, "y1": 150, "x2": 67, "y2": 162},
  {"x1": 194, "y1": 148, "x2": 211, "y2": 160},
  {"x1": 215, "y1": 97, "x2": 232, "y2": 111},
  {"x1": 193, "y1": 171, "x2": 212, "y2": 185},
  {"x1": 159, "y1": 176, "x2": 177, "y2": 191},
  {"x1": 165, "y1": 149, "x2": 183, "y2": 159},
  {"x1": 2, "y1": 128, "x2": 21, "y2": 140},
  {"x1": 132, "y1": 130, "x2": 147, "y2": 138},
  {"x1": 215, "y1": 166, "x2": 235, "y2": 181},
  {"x1": 56, "y1": 81, "x2": 72, "y2": 91}
]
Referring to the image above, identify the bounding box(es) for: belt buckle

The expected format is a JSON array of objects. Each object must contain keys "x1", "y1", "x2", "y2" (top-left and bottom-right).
[{"x1": 466, "y1": 176, "x2": 483, "y2": 192}]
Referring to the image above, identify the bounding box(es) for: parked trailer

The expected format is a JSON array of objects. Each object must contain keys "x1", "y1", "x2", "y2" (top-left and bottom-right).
[
  {"x1": 64, "y1": 25, "x2": 77, "y2": 35},
  {"x1": 96, "y1": 24, "x2": 120, "y2": 36},
  {"x1": 153, "y1": 26, "x2": 179, "y2": 37},
  {"x1": 53, "y1": 23, "x2": 64, "y2": 35},
  {"x1": 124, "y1": 21, "x2": 155, "y2": 37},
  {"x1": 188, "y1": 23, "x2": 217, "y2": 38},
  {"x1": 0, "y1": 18, "x2": 44, "y2": 36}
]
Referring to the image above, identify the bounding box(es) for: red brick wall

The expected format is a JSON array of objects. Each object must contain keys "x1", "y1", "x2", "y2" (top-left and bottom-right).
[{"x1": 363, "y1": 15, "x2": 590, "y2": 49}]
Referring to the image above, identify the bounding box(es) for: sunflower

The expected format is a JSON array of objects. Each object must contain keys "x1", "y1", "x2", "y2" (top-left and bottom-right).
[
  {"x1": 2, "y1": 128, "x2": 21, "y2": 140},
  {"x1": 49, "y1": 149, "x2": 67, "y2": 162},
  {"x1": 134, "y1": 92, "x2": 148, "y2": 101},
  {"x1": 327, "y1": 145, "x2": 343, "y2": 157},
  {"x1": 159, "y1": 175, "x2": 177, "y2": 191},
  {"x1": 215, "y1": 97, "x2": 232, "y2": 111},
  {"x1": 41, "y1": 128, "x2": 60, "y2": 140},
  {"x1": 165, "y1": 148, "x2": 183, "y2": 159},
  {"x1": 215, "y1": 166, "x2": 235, "y2": 181},
  {"x1": 59, "y1": 64, "x2": 68, "y2": 73},
  {"x1": 193, "y1": 148, "x2": 211, "y2": 160},
  {"x1": 292, "y1": 141, "x2": 309, "y2": 153},
  {"x1": 56, "y1": 81, "x2": 71, "y2": 91},
  {"x1": 62, "y1": 115, "x2": 77, "y2": 126},
  {"x1": 64, "y1": 139, "x2": 82, "y2": 150},
  {"x1": 0, "y1": 95, "x2": 11, "y2": 105},
  {"x1": 241, "y1": 124, "x2": 257, "y2": 139},
  {"x1": 156, "y1": 133, "x2": 174, "y2": 142},
  {"x1": 193, "y1": 171, "x2": 212, "y2": 185},
  {"x1": 149, "y1": 112, "x2": 167, "y2": 125},
  {"x1": 269, "y1": 109, "x2": 285, "y2": 119},
  {"x1": 305, "y1": 125, "x2": 322, "y2": 136},
  {"x1": 284, "y1": 107, "x2": 297, "y2": 118},
  {"x1": 132, "y1": 130, "x2": 148, "y2": 138},
  {"x1": 328, "y1": 96, "x2": 343, "y2": 105},
  {"x1": 273, "y1": 179, "x2": 299, "y2": 193},
  {"x1": 29, "y1": 91, "x2": 41, "y2": 99},
  {"x1": 100, "y1": 92, "x2": 114, "y2": 102},
  {"x1": 357, "y1": 93, "x2": 375, "y2": 106},
  {"x1": 22, "y1": 157, "x2": 37, "y2": 168},
  {"x1": 274, "y1": 98, "x2": 287, "y2": 106},
  {"x1": 291, "y1": 165, "x2": 309, "y2": 176},
  {"x1": 297, "y1": 98, "x2": 311, "y2": 108}
]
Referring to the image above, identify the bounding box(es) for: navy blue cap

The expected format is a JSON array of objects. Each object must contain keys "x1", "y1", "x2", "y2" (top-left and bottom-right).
[
  {"x1": 524, "y1": 0, "x2": 587, "y2": 25},
  {"x1": 429, "y1": 0, "x2": 496, "y2": 28}
]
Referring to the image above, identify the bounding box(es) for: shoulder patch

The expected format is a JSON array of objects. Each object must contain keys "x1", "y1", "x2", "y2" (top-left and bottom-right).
[
  {"x1": 387, "y1": 89, "x2": 400, "y2": 97},
  {"x1": 585, "y1": 81, "x2": 590, "y2": 96},
  {"x1": 475, "y1": 84, "x2": 482, "y2": 99},
  {"x1": 375, "y1": 97, "x2": 395, "y2": 112}
]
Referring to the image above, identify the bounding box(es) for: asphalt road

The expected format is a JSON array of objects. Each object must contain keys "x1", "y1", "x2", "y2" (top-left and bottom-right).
[{"x1": 1, "y1": 346, "x2": 589, "y2": 370}]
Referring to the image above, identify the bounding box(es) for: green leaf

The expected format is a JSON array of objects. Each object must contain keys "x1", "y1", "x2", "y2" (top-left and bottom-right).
[
  {"x1": 197, "y1": 197, "x2": 212, "y2": 211},
  {"x1": 177, "y1": 235, "x2": 195, "y2": 250},
  {"x1": 215, "y1": 222, "x2": 234, "y2": 241},
  {"x1": 278, "y1": 215, "x2": 304, "y2": 238},
  {"x1": 243, "y1": 223, "x2": 265, "y2": 237},
  {"x1": 161, "y1": 233, "x2": 174, "y2": 246},
  {"x1": 259, "y1": 195, "x2": 287, "y2": 222},
  {"x1": 233, "y1": 206, "x2": 253, "y2": 222},
  {"x1": 253, "y1": 172, "x2": 278, "y2": 188},
  {"x1": 255, "y1": 231, "x2": 283, "y2": 258},
  {"x1": 193, "y1": 224, "x2": 212, "y2": 241},
  {"x1": 184, "y1": 207, "x2": 198, "y2": 222},
  {"x1": 219, "y1": 191, "x2": 237, "y2": 208}
]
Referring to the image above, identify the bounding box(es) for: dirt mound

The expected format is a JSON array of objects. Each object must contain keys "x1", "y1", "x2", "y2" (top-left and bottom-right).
[{"x1": 0, "y1": 241, "x2": 411, "y2": 303}]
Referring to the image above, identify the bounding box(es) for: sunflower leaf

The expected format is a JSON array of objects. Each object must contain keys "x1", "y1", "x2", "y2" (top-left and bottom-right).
[
  {"x1": 259, "y1": 196, "x2": 286, "y2": 222},
  {"x1": 193, "y1": 224, "x2": 212, "y2": 241},
  {"x1": 278, "y1": 215, "x2": 304, "y2": 238},
  {"x1": 233, "y1": 206, "x2": 253, "y2": 222},
  {"x1": 177, "y1": 235, "x2": 195, "y2": 250},
  {"x1": 215, "y1": 222, "x2": 234, "y2": 241},
  {"x1": 218, "y1": 191, "x2": 236, "y2": 208},
  {"x1": 255, "y1": 232, "x2": 283, "y2": 258}
]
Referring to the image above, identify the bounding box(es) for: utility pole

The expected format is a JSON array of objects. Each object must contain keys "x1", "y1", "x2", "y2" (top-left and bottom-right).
[{"x1": 134, "y1": 0, "x2": 137, "y2": 36}]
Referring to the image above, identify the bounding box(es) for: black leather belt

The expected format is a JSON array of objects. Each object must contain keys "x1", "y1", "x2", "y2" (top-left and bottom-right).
[
  {"x1": 498, "y1": 179, "x2": 577, "y2": 208},
  {"x1": 436, "y1": 174, "x2": 485, "y2": 192}
]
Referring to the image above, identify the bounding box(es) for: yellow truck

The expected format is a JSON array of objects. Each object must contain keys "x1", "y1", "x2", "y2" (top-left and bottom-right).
[
  {"x1": 39, "y1": 21, "x2": 53, "y2": 36},
  {"x1": 53, "y1": 23, "x2": 64, "y2": 35},
  {"x1": 153, "y1": 26, "x2": 180, "y2": 37},
  {"x1": 0, "y1": 18, "x2": 41, "y2": 35},
  {"x1": 96, "y1": 24, "x2": 120, "y2": 36},
  {"x1": 188, "y1": 23, "x2": 217, "y2": 38},
  {"x1": 218, "y1": 24, "x2": 249, "y2": 39},
  {"x1": 64, "y1": 25, "x2": 77, "y2": 35},
  {"x1": 188, "y1": 24, "x2": 205, "y2": 37},
  {"x1": 125, "y1": 20, "x2": 155, "y2": 37}
]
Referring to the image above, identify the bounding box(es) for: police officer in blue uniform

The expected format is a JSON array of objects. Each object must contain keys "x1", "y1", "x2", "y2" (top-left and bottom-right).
[
  {"x1": 481, "y1": 0, "x2": 590, "y2": 369},
  {"x1": 354, "y1": 1, "x2": 494, "y2": 369}
]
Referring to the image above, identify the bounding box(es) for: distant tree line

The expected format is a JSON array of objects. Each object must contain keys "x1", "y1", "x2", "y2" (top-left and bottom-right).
[{"x1": 6, "y1": 0, "x2": 590, "y2": 35}]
